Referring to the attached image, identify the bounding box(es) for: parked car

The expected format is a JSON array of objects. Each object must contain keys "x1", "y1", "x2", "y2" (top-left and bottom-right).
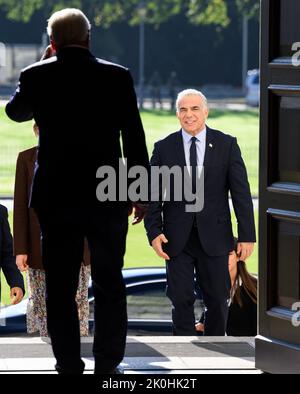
[
  {"x1": 0, "y1": 267, "x2": 203, "y2": 335},
  {"x1": 246, "y1": 69, "x2": 260, "y2": 107}
]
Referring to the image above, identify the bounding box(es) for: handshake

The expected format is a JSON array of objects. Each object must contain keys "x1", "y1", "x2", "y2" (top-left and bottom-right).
[{"x1": 129, "y1": 202, "x2": 148, "y2": 225}]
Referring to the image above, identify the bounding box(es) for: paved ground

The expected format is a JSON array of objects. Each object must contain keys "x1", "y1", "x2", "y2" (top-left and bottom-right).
[{"x1": 0, "y1": 336, "x2": 259, "y2": 374}]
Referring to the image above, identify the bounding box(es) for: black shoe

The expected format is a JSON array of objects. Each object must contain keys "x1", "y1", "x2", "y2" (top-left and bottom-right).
[
  {"x1": 55, "y1": 360, "x2": 85, "y2": 375},
  {"x1": 111, "y1": 366, "x2": 124, "y2": 374},
  {"x1": 95, "y1": 365, "x2": 124, "y2": 375}
]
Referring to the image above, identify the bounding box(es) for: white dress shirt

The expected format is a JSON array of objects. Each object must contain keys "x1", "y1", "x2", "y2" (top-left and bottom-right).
[{"x1": 182, "y1": 127, "x2": 207, "y2": 170}]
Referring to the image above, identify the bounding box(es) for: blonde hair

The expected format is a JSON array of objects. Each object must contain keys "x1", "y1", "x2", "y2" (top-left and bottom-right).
[
  {"x1": 47, "y1": 8, "x2": 91, "y2": 48},
  {"x1": 176, "y1": 89, "x2": 208, "y2": 112}
]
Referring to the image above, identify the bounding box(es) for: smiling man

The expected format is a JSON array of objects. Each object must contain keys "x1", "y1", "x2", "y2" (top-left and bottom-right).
[
  {"x1": 177, "y1": 92, "x2": 209, "y2": 136},
  {"x1": 144, "y1": 89, "x2": 256, "y2": 336}
]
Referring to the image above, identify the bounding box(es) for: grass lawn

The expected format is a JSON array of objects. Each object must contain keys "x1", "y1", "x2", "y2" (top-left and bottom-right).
[
  {"x1": 0, "y1": 106, "x2": 259, "y2": 305},
  {"x1": 0, "y1": 107, "x2": 259, "y2": 197},
  {"x1": 0, "y1": 108, "x2": 37, "y2": 196}
]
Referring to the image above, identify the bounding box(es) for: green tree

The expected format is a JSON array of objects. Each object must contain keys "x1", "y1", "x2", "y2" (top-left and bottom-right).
[
  {"x1": 235, "y1": 0, "x2": 260, "y2": 19},
  {"x1": 0, "y1": 0, "x2": 259, "y2": 27}
]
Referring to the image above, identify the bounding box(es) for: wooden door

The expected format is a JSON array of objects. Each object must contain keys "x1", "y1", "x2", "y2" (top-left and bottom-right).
[{"x1": 256, "y1": 0, "x2": 300, "y2": 374}]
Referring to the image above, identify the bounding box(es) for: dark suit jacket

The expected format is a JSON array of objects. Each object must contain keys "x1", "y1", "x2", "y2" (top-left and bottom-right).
[
  {"x1": 13, "y1": 147, "x2": 91, "y2": 269},
  {"x1": 144, "y1": 127, "x2": 256, "y2": 257},
  {"x1": 6, "y1": 46, "x2": 149, "y2": 211},
  {"x1": 0, "y1": 204, "x2": 25, "y2": 300}
]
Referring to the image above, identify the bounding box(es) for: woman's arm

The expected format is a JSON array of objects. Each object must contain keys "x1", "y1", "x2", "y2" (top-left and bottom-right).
[{"x1": 13, "y1": 153, "x2": 30, "y2": 260}]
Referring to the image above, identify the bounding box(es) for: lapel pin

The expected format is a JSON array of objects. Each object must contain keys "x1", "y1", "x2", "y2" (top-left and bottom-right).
[{"x1": 209, "y1": 143, "x2": 213, "y2": 148}]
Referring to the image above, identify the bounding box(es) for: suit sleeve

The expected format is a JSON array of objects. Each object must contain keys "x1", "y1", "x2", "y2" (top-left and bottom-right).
[
  {"x1": 5, "y1": 69, "x2": 34, "y2": 123},
  {"x1": 0, "y1": 207, "x2": 25, "y2": 293},
  {"x1": 144, "y1": 142, "x2": 164, "y2": 245},
  {"x1": 13, "y1": 153, "x2": 30, "y2": 255},
  {"x1": 228, "y1": 137, "x2": 256, "y2": 242},
  {"x1": 120, "y1": 70, "x2": 149, "y2": 171}
]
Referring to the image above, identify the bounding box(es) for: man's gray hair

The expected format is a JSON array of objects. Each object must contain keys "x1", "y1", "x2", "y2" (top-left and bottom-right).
[
  {"x1": 47, "y1": 8, "x2": 91, "y2": 48},
  {"x1": 176, "y1": 89, "x2": 208, "y2": 111}
]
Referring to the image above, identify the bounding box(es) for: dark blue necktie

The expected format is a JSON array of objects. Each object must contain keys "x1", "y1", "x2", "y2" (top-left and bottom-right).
[{"x1": 190, "y1": 136, "x2": 197, "y2": 194}]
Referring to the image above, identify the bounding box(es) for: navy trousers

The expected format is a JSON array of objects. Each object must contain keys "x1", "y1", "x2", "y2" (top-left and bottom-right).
[{"x1": 166, "y1": 226, "x2": 231, "y2": 336}]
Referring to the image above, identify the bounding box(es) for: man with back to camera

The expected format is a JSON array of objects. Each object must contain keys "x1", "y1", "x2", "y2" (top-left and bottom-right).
[
  {"x1": 6, "y1": 8, "x2": 149, "y2": 374},
  {"x1": 144, "y1": 89, "x2": 256, "y2": 336}
]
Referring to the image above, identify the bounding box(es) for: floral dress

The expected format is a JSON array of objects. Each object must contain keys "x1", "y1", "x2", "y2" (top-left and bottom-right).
[{"x1": 26, "y1": 263, "x2": 91, "y2": 337}]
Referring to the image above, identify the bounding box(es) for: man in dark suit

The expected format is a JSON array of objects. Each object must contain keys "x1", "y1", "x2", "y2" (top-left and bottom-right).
[
  {"x1": 0, "y1": 204, "x2": 24, "y2": 305},
  {"x1": 6, "y1": 8, "x2": 149, "y2": 374},
  {"x1": 144, "y1": 89, "x2": 256, "y2": 336}
]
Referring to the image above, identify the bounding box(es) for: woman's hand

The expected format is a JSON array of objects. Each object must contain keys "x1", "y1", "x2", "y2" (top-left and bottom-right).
[{"x1": 16, "y1": 254, "x2": 29, "y2": 272}]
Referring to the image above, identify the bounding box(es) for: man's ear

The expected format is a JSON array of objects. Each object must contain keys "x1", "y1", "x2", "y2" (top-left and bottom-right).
[
  {"x1": 50, "y1": 39, "x2": 57, "y2": 53},
  {"x1": 83, "y1": 32, "x2": 91, "y2": 48}
]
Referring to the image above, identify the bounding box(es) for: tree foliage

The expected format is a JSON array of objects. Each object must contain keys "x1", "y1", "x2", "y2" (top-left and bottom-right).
[
  {"x1": 235, "y1": 0, "x2": 260, "y2": 19},
  {"x1": 0, "y1": 0, "x2": 259, "y2": 26}
]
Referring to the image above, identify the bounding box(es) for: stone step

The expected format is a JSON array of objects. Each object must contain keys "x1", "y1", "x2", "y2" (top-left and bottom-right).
[{"x1": 0, "y1": 336, "x2": 259, "y2": 374}]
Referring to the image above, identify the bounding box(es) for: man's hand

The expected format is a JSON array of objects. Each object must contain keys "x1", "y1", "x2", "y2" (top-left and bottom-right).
[
  {"x1": 237, "y1": 242, "x2": 254, "y2": 262},
  {"x1": 16, "y1": 254, "x2": 29, "y2": 272},
  {"x1": 151, "y1": 234, "x2": 170, "y2": 260},
  {"x1": 132, "y1": 203, "x2": 148, "y2": 225},
  {"x1": 10, "y1": 288, "x2": 24, "y2": 305}
]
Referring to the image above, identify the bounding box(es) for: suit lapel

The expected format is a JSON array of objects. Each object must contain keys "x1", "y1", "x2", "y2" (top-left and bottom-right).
[
  {"x1": 203, "y1": 127, "x2": 216, "y2": 180},
  {"x1": 175, "y1": 130, "x2": 187, "y2": 168}
]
